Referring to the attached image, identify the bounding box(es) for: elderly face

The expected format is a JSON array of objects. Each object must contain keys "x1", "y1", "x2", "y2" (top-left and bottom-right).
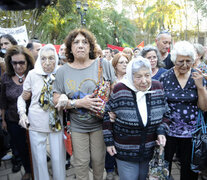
[
  {"x1": 116, "y1": 55, "x2": 128, "y2": 76},
  {"x1": 174, "y1": 55, "x2": 193, "y2": 74},
  {"x1": 40, "y1": 49, "x2": 56, "y2": 73},
  {"x1": 11, "y1": 53, "x2": 28, "y2": 76},
  {"x1": 133, "y1": 67, "x2": 151, "y2": 91},
  {"x1": 156, "y1": 34, "x2": 171, "y2": 55},
  {"x1": 145, "y1": 50, "x2": 158, "y2": 69},
  {"x1": 71, "y1": 33, "x2": 90, "y2": 61}
]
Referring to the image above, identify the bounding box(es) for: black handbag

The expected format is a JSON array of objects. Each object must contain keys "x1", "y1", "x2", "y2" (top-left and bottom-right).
[
  {"x1": 191, "y1": 110, "x2": 207, "y2": 173},
  {"x1": 148, "y1": 145, "x2": 169, "y2": 180}
]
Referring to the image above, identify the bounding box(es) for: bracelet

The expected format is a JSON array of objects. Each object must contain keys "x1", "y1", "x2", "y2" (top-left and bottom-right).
[{"x1": 70, "y1": 99, "x2": 77, "y2": 109}]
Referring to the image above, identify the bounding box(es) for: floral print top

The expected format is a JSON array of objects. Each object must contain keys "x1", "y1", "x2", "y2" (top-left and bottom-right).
[{"x1": 159, "y1": 68, "x2": 206, "y2": 138}]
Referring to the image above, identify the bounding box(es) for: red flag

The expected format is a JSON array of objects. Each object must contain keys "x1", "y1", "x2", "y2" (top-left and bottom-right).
[
  {"x1": 137, "y1": 41, "x2": 144, "y2": 48},
  {"x1": 107, "y1": 44, "x2": 124, "y2": 51}
]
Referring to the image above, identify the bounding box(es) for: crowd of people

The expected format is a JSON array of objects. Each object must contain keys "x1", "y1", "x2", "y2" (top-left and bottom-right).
[{"x1": 0, "y1": 28, "x2": 207, "y2": 180}]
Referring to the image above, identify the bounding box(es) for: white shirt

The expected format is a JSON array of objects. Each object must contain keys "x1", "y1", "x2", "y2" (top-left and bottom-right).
[{"x1": 18, "y1": 69, "x2": 52, "y2": 132}]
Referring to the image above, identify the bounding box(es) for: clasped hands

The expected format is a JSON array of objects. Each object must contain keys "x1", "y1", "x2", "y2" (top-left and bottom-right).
[{"x1": 55, "y1": 94, "x2": 104, "y2": 112}]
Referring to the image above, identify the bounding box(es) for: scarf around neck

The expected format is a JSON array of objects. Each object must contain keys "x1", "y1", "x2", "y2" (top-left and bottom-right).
[{"x1": 120, "y1": 58, "x2": 155, "y2": 126}]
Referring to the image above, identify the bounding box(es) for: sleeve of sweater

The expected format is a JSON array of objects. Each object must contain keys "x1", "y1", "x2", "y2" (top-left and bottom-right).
[
  {"x1": 103, "y1": 94, "x2": 115, "y2": 147},
  {"x1": 17, "y1": 95, "x2": 26, "y2": 114},
  {"x1": 153, "y1": 79, "x2": 169, "y2": 136}
]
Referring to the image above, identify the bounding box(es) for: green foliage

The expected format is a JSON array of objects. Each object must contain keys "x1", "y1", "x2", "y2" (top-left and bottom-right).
[
  {"x1": 144, "y1": 0, "x2": 181, "y2": 35},
  {"x1": 0, "y1": 0, "x2": 204, "y2": 47},
  {"x1": 189, "y1": 0, "x2": 207, "y2": 17}
]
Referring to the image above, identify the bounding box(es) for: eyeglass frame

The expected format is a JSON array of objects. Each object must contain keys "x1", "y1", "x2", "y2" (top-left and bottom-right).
[
  {"x1": 11, "y1": 60, "x2": 26, "y2": 66},
  {"x1": 175, "y1": 59, "x2": 193, "y2": 67}
]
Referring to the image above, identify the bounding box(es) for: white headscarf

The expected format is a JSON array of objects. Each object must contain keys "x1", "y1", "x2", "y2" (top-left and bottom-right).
[
  {"x1": 121, "y1": 57, "x2": 154, "y2": 126},
  {"x1": 34, "y1": 44, "x2": 59, "y2": 75}
]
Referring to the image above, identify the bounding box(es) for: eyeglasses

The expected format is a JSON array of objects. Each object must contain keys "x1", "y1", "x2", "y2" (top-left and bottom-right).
[
  {"x1": 41, "y1": 56, "x2": 55, "y2": 61},
  {"x1": 11, "y1": 61, "x2": 26, "y2": 65},
  {"x1": 175, "y1": 60, "x2": 193, "y2": 67}
]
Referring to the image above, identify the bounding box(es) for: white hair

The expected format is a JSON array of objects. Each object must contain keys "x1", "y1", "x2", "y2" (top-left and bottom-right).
[
  {"x1": 131, "y1": 56, "x2": 152, "y2": 75},
  {"x1": 171, "y1": 41, "x2": 196, "y2": 64}
]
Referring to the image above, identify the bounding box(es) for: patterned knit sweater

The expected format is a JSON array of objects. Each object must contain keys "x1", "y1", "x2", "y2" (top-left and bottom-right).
[{"x1": 103, "y1": 80, "x2": 168, "y2": 162}]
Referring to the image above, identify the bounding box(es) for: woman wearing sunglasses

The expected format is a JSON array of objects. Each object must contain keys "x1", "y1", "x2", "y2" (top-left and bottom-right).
[{"x1": 1, "y1": 45, "x2": 35, "y2": 180}]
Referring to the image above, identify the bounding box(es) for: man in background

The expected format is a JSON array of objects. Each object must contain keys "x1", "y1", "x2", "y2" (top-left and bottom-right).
[
  {"x1": 155, "y1": 30, "x2": 174, "y2": 69},
  {"x1": 26, "y1": 39, "x2": 42, "y2": 61},
  {"x1": 103, "y1": 47, "x2": 113, "y2": 62},
  {"x1": 58, "y1": 43, "x2": 67, "y2": 65}
]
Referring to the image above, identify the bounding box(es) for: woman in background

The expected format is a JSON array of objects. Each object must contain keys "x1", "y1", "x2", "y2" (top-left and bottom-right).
[
  {"x1": 140, "y1": 45, "x2": 167, "y2": 80},
  {"x1": 1, "y1": 45, "x2": 34, "y2": 180},
  {"x1": 123, "y1": 47, "x2": 133, "y2": 61},
  {"x1": 112, "y1": 52, "x2": 129, "y2": 82}
]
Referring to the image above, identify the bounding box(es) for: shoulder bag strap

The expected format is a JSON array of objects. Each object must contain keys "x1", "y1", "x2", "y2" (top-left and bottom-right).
[{"x1": 98, "y1": 58, "x2": 103, "y2": 82}]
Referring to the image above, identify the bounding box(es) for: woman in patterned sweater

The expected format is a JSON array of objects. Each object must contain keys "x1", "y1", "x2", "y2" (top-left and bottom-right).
[{"x1": 103, "y1": 57, "x2": 168, "y2": 180}]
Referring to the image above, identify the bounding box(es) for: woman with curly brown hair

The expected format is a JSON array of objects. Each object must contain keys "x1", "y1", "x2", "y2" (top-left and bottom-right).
[{"x1": 53, "y1": 28, "x2": 116, "y2": 180}]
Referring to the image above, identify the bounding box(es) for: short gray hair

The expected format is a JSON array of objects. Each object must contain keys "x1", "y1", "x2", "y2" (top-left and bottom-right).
[
  {"x1": 171, "y1": 41, "x2": 196, "y2": 64},
  {"x1": 156, "y1": 30, "x2": 171, "y2": 40},
  {"x1": 194, "y1": 43, "x2": 205, "y2": 60},
  {"x1": 140, "y1": 45, "x2": 165, "y2": 68},
  {"x1": 132, "y1": 56, "x2": 152, "y2": 75}
]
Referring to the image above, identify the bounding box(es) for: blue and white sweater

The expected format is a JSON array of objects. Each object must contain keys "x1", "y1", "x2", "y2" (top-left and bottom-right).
[{"x1": 103, "y1": 80, "x2": 168, "y2": 162}]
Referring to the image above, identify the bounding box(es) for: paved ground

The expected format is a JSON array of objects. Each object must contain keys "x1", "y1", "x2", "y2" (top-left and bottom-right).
[{"x1": 0, "y1": 154, "x2": 181, "y2": 180}]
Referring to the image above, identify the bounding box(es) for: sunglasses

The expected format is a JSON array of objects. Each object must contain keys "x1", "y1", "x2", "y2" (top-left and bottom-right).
[{"x1": 11, "y1": 61, "x2": 26, "y2": 65}]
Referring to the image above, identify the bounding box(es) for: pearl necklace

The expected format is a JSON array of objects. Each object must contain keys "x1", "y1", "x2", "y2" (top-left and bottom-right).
[{"x1": 15, "y1": 73, "x2": 25, "y2": 83}]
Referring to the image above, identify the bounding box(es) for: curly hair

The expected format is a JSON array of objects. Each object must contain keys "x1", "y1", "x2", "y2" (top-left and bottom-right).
[
  {"x1": 64, "y1": 28, "x2": 98, "y2": 62},
  {"x1": 5, "y1": 45, "x2": 35, "y2": 77}
]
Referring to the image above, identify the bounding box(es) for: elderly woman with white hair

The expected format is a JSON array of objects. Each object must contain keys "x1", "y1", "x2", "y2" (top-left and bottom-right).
[
  {"x1": 159, "y1": 41, "x2": 207, "y2": 180},
  {"x1": 17, "y1": 44, "x2": 65, "y2": 180},
  {"x1": 103, "y1": 57, "x2": 168, "y2": 180}
]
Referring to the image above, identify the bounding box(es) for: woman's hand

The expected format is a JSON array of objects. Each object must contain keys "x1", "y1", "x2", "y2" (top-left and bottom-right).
[
  {"x1": 192, "y1": 68, "x2": 205, "y2": 89},
  {"x1": 55, "y1": 94, "x2": 69, "y2": 111},
  {"x1": 107, "y1": 146, "x2": 117, "y2": 156},
  {"x1": 77, "y1": 94, "x2": 103, "y2": 112},
  {"x1": 2, "y1": 120, "x2": 7, "y2": 131},
  {"x1": 19, "y1": 112, "x2": 30, "y2": 129},
  {"x1": 22, "y1": 90, "x2": 32, "y2": 101},
  {"x1": 108, "y1": 112, "x2": 116, "y2": 122},
  {"x1": 156, "y1": 135, "x2": 166, "y2": 147}
]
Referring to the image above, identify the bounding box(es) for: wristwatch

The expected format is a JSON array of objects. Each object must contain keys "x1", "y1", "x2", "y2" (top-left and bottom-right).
[{"x1": 70, "y1": 99, "x2": 77, "y2": 109}]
